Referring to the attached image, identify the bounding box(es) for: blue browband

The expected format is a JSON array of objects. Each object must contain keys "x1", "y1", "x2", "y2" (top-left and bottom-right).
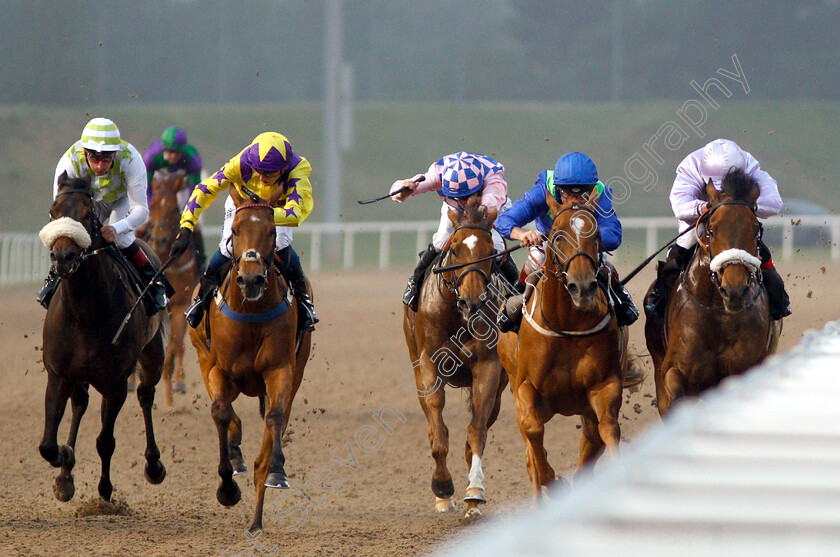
[{"x1": 217, "y1": 297, "x2": 291, "y2": 323}]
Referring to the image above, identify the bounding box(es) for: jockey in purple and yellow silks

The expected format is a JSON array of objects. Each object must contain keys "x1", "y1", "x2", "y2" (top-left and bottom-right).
[{"x1": 169, "y1": 132, "x2": 318, "y2": 331}]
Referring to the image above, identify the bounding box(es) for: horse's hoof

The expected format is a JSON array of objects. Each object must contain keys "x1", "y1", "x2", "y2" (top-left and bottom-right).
[
  {"x1": 431, "y1": 478, "x2": 455, "y2": 499},
  {"x1": 53, "y1": 475, "x2": 75, "y2": 502},
  {"x1": 265, "y1": 472, "x2": 290, "y2": 489},
  {"x1": 172, "y1": 382, "x2": 187, "y2": 394},
  {"x1": 230, "y1": 454, "x2": 248, "y2": 476},
  {"x1": 464, "y1": 507, "x2": 482, "y2": 519},
  {"x1": 144, "y1": 460, "x2": 167, "y2": 485},
  {"x1": 98, "y1": 479, "x2": 113, "y2": 502},
  {"x1": 463, "y1": 487, "x2": 486, "y2": 503},
  {"x1": 248, "y1": 523, "x2": 263, "y2": 535},
  {"x1": 217, "y1": 481, "x2": 241, "y2": 507},
  {"x1": 434, "y1": 497, "x2": 456, "y2": 513}
]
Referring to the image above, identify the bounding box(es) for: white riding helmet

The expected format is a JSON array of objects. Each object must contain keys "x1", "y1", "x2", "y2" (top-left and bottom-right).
[
  {"x1": 701, "y1": 138, "x2": 745, "y2": 188},
  {"x1": 80, "y1": 118, "x2": 123, "y2": 152}
]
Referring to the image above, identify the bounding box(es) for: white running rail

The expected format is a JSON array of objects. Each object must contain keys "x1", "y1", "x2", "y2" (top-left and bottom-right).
[{"x1": 3, "y1": 215, "x2": 838, "y2": 286}]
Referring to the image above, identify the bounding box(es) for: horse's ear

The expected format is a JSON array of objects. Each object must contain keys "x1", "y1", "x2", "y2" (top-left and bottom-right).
[
  {"x1": 229, "y1": 185, "x2": 244, "y2": 207},
  {"x1": 584, "y1": 186, "x2": 601, "y2": 211},
  {"x1": 447, "y1": 207, "x2": 459, "y2": 226},
  {"x1": 267, "y1": 186, "x2": 286, "y2": 207},
  {"x1": 705, "y1": 178, "x2": 721, "y2": 205},
  {"x1": 747, "y1": 182, "x2": 760, "y2": 208},
  {"x1": 57, "y1": 170, "x2": 69, "y2": 190},
  {"x1": 546, "y1": 187, "x2": 563, "y2": 216},
  {"x1": 485, "y1": 207, "x2": 498, "y2": 226}
]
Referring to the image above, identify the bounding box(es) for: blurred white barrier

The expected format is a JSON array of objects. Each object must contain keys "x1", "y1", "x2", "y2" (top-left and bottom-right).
[
  {"x1": 439, "y1": 319, "x2": 840, "y2": 557},
  {"x1": 3, "y1": 215, "x2": 838, "y2": 285}
]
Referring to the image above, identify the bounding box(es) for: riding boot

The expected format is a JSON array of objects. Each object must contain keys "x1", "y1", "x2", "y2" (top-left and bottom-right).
[
  {"x1": 191, "y1": 225, "x2": 208, "y2": 273},
  {"x1": 403, "y1": 243, "x2": 439, "y2": 312},
  {"x1": 37, "y1": 267, "x2": 61, "y2": 309},
  {"x1": 644, "y1": 244, "x2": 690, "y2": 317},
  {"x1": 497, "y1": 271, "x2": 539, "y2": 333},
  {"x1": 606, "y1": 264, "x2": 639, "y2": 327},
  {"x1": 276, "y1": 246, "x2": 318, "y2": 332},
  {"x1": 122, "y1": 243, "x2": 168, "y2": 316},
  {"x1": 497, "y1": 254, "x2": 522, "y2": 295},
  {"x1": 185, "y1": 249, "x2": 230, "y2": 328},
  {"x1": 762, "y1": 267, "x2": 792, "y2": 320}
]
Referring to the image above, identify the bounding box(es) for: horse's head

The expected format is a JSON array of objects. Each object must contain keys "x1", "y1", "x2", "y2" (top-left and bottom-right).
[
  {"x1": 544, "y1": 188, "x2": 604, "y2": 310},
  {"x1": 148, "y1": 169, "x2": 185, "y2": 255},
  {"x1": 39, "y1": 172, "x2": 101, "y2": 278},
  {"x1": 229, "y1": 186, "x2": 282, "y2": 301},
  {"x1": 699, "y1": 169, "x2": 762, "y2": 312},
  {"x1": 442, "y1": 197, "x2": 497, "y2": 319}
]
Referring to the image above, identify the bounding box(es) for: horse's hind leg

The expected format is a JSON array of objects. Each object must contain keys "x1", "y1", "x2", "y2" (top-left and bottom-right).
[
  {"x1": 586, "y1": 378, "x2": 622, "y2": 462},
  {"x1": 575, "y1": 411, "x2": 606, "y2": 477},
  {"x1": 657, "y1": 366, "x2": 685, "y2": 416},
  {"x1": 39, "y1": 374, "x2": 77, "y2": 501},
  {"x1": 96, "y1": 387, "x2": 127, "y2": 501},
  {"x1": 55, "y1": 383, "x2": 90, "y2": 501},
  {"x1": 137, "y1": 333, "x2": 167, "y2": 485},
  {"x1": 462, "y1": 362, "x2": 504, "y2": 517}
]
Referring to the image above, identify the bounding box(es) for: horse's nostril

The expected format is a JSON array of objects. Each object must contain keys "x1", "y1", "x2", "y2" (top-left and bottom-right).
[
  {"x1": 567, "y1": 283, "x2": 579, "y2": 296},
  {"x1": 586, "y1": 281, "x2": 598, "y2": 297},
  {"x1": 236, "y1": 276, "x2": 246, "y2": 287},
  {"x1": 253, "y1": 275, "x2": 266, "y2": 287}
]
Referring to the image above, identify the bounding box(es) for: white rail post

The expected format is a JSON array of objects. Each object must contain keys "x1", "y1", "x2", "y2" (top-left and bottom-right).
[
  {"x1": 344, "y1": 229, "x2": 355, "y2": 269},
  {"x1": 782, "y1": 221, "x2": 794, "y2": 261},
  {"x1": 379, "y1": 228, "x2": 391, "y2": 270},
  {"x1": 310, "y1": 230, "x2": 322, "y2": 272},
  {"x1": 832, "y1": 218, "x2": 840, "y2": 263},
  {"x1": 646, "y1": 223, "x2": 657, "y2": 256}
]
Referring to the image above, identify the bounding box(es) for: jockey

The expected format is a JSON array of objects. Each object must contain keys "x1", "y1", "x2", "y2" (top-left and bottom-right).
[
  {"x1": 645, "y1": 138, "x2": 792, "y2": 320},
  {"x1": 390, "y1": 151, "x2": 520, "y2": 311},
  {"x1": 494, "y1": 151, "x2": 639, "y2": 333},
  {"x1": 170, "y1": 132, "x2": 318, "y2": 332},
  {"x1": 143, "y1": 126, "x2": 207, "y2": 270},
  {"x1": 38, "y1": 117, "x2": 168, "y2": 315}
]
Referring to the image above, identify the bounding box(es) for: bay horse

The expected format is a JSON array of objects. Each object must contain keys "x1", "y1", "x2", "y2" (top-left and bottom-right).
[
  {"x1": 189, "y1": 186, "x2": 311, "y2": 533},
  {"x1": 497, "y1": 191, "x2": 624, "y2": 499},
  {"x1": 142, "y1": 169, "x2": 199, "y2": 406},
  {"x1": 403, "y1": 197, "x2": 508, "y2": 518},
  {"x1": 39, "y1": 172, "x2": 168, "y2": 503},
  {"x1": 644, "y1": 170, "x2": 781, "y2": 416}
]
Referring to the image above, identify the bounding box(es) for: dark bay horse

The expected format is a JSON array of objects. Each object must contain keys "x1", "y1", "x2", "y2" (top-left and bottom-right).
[
  {"x1": 189, "y1": 186, "x2": 311, "y2": 533},
  {"x1": 403, "y1": 197, "x2": 508, "y2": 518},
  {"x1": 142, "y1": 169, "x2": 199, "y2": 406},
  {"x1": 497, "y1": 192, "x2": 624, "y2": 499},
  {"x1": 645, "y1": 171, "x2": 781, "y2": 415},
  {"x1": 39, "y1": 172, "x2": 168, "y2": 503}
]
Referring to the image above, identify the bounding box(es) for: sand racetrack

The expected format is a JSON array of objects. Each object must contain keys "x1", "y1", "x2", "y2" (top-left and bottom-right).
[{"x1": 1, "y1": 261, "x2": 837, "y2": 556}]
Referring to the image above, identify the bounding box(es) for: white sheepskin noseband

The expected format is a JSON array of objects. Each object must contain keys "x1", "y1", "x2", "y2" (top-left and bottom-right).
[
  {"x1": 709, "y1": 248, "x2": 761, "y2": 273},
  {"x1": 39, "y1": 217, "x2": 92, "y2": 249}
]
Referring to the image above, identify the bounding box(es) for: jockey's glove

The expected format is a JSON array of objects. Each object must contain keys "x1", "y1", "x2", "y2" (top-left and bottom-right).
[{"x1": 170, "y1": 227, "x2": 192, "y2": 259}]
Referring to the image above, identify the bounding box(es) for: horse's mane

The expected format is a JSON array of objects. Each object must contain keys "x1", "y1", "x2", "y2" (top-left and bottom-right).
[
  {"x1": 58, "y1": 172, "x2": 93, "y2": 193},
  {"x1": 720, "y1": 168, "x2": 758, "y2": 202}
]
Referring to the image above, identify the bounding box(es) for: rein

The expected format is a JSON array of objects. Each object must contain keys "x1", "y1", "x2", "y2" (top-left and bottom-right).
[{"x1": 436, "y1": 224, "x2": 495, "y2": 299}]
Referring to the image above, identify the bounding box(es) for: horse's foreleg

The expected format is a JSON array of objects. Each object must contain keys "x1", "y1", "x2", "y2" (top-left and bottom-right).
[
  {"x1": 206, "y1": 366, "x2": 240, "y2": 509},
  {"x1": 658, "y1": 365, "x2": 685, "y2": 416},
  {"x1": 40, "y1": 374, "x2": 77, "y2": 501},
  {"x1": 576, "y1": 411, "x2": 606, "y2": 476},
  {"x1": 171, "y1": 311, "x2": 189, "y2": 397},
  {"x1": 137, "y1": 332, "x2": 167, "y2": 485},
  {"x1": 514, "y1": 380, "x2": 556, "y2": 500},
  {"x1": 228, "y1": 408, "x2": 247, "y2": 475},
  {"x1": 415, "y1": 370, "x2": 454, "y2": 513},
  {"x1": 96, "y1": 387, "x2": 127, "y2": 501},
  {"x1": 586, "y1": 378, "x2": 622, "y2": 462}
]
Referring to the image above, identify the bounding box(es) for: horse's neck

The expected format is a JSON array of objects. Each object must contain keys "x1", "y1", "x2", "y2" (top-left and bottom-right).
[
  {"x1": 59, "y1": 256, "x2": 123, "y2": 316},
  {"x1": 684, "y1": 249, "x2": 719, "y2": 305}
]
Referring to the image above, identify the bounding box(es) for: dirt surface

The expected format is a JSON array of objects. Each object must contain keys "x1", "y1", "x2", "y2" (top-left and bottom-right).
[{"x1": 1, "y1": 261, "x2": 837, "y2": 556}]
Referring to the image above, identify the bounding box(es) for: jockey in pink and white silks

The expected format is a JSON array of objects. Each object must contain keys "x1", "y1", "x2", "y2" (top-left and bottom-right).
[
  {"x1": 38, "y1": 118, "x2": 169, "y2": 315},
  {"x1": 389, "y1": 151, "x2": 519, "y2": 311},
  {"x1": 645, "y1": 138, "x2": 791, "y2": 320}
]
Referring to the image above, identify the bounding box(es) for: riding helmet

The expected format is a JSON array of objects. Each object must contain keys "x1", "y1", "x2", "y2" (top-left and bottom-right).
[
  {"x1": 161, "y1": 126, "x2": 188, "y2": 151},
  {"x1": 80, "y1": 118, "x2": 123, "y2": 152},
  {"x1": 553, "y1": 151, "x2": 598, "y2": 194},
  {"x1": 701, "y1": 139, "x2": 746, "y2": 188}
]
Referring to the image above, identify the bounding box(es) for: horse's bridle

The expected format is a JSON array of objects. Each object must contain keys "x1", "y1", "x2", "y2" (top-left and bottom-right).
[
  {"x1": 438, "y1": 223, "x2": 496, "y2": 305},
  {"x1": 228, "y1": 203, "x2": 277, "y2": 286},
  {"x1": 49, "y1": 187, "x2": 109, "y2": 275},
  {"x1": 543, "y1": 205, "x2": 608, "y2": 290},
  {"x1": 694, "y1": 200, "x2": 762, "y2": 290}
]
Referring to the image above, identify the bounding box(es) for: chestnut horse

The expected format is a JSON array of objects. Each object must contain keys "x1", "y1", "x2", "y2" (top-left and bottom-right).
[
  {"x1": 189, "y1": 186, "x2": 311, "y2": 533},
  {"x1": 404, "y1": 198, "x2": 508, "y2": 518},
  {"x1": 497, "y1": 192, "x2": 624, "y2": 499},
  {"x1": 39, "y1": 172, "x2": 168, "y2": 503},
  {"x1": 644, "y1": 170, "x2": 781, "y2": 416},
  {"x1": 142, "y1": 169, "x2": 199, "y2": 406}
]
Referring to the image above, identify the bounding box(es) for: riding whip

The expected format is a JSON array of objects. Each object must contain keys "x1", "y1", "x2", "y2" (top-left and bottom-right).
[
  {"x1": 618, "y1": 224, "x2": 698, "y2": 287},
  {"x1": 111, "y1": 254, "x2": 177, "y2": 345},
  {"x1": 357, "y1": 176, "x2": 426, "y2": 205}
]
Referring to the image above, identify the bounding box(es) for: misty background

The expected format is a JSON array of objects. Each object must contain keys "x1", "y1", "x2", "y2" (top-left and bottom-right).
[{"x1": 1, "y1": 0, "x2": 837, "y2": 244}]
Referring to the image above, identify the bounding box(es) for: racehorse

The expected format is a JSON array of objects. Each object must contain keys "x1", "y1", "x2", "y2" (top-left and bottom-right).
[
  {"x1": 644, "y1": 170, "x2": 781, "y2": 415},
  {"x1": 497, "y1": 191, "x2": 624, "y2": 499},
  {"x1": 39, "y1": 172, "x2": 168, "y2": 503},
  {"x1": 142, "y1": 169, "x2": 199, "y2": 406},
  {"x1": 189, "y1": 185, "x2": 311, "y2": 533},
  {"x1": 403, "y1": 197, "x2": 509, "y2": 518}
]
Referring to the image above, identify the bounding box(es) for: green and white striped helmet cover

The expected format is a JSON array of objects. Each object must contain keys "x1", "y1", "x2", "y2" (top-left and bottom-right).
[{"x1": 80, "y1": 118, "x2": 123, "y2": 152}]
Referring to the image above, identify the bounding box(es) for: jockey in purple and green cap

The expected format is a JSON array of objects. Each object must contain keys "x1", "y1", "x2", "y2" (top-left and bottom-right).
[
  {"x1": 143, "y1": 126, "x2": 207, "y2": 269},
  {"x1": 388, "y1": 151, "x2": 519, "y2": 311},
  {"x1": 170, "y1": 132, "x2": 318, "y2": 332}
]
